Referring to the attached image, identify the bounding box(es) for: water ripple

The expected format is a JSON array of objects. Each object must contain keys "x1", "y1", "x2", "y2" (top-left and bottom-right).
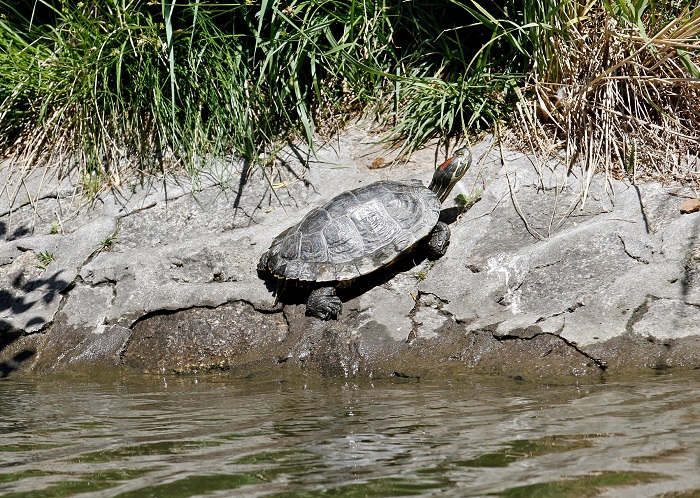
[{"x1": 0, "y1": 373, "x2": 699, "y2": 496}]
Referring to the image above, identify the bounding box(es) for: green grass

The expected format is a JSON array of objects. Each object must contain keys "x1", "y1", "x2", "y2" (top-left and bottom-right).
[
  {"x1": 36, "y1": 250, "x2": 55, "y2": 270},
  {"x1": 0, "y1": 1, "x2": 697, "y2": 192},
  {"x1": 97, "y1": 229, "x2": 119, "y2": 252},
  {"x1": 0, "y1": 1, "x2": 510, "y2": 189}
]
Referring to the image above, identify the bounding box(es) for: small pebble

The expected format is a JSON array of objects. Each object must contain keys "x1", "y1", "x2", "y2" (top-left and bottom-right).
[{"x1": 680, "y1": 198, "x2": 700, "y2": 214}]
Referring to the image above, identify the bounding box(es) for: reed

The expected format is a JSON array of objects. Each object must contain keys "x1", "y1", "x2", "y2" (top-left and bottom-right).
[{"x1": 511, "y1": 0, "x2": 700, "y2": 185}]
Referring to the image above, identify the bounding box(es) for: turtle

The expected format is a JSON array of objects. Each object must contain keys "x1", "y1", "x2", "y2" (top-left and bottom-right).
[{"x1": 257, "y1": 147, "x2": 472, "y2": 320}]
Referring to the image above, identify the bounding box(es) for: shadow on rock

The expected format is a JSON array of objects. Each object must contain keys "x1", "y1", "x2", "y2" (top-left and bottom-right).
[
  {"x1": 439, "y1": 206, "x2": 462, "y2": 225},
  {"x1": 1, "y1": 220, "x2": 33, "y2": 241},
  {"x1": 1, "y1": 271, "x2": 69, "y2": 328},
  {"x1": 0, "y1": 333, "x2": 35, "y2": 378},
  {"x1": 257, "y1": 246, "x2": 431, "y2": 312},
  {"x1": 681, "y1": 221, "x2": 700, "y2": 301},
  {"x1": 0, "y1": 270, "x2": 70, "y2": 375}
]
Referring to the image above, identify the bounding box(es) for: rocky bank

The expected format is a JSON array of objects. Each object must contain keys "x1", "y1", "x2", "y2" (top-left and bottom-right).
[{"x1": 2, "y1": 126, "x2": 700, "y2": 380}]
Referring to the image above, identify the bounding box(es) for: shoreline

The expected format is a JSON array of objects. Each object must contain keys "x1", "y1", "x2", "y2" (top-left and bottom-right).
[{"x1": 2, "y1": 127, "x2": 700, "y2": 380}]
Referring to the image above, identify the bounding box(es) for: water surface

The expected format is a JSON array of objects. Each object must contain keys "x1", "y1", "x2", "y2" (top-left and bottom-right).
[{"x1": 1, "y1": 372, "x2": 700, "y2": 497}]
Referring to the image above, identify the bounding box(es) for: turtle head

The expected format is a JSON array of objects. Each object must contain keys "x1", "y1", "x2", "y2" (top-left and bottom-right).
[{"x1": 428, "y1": 147, "x2": 472, "y2": 203}]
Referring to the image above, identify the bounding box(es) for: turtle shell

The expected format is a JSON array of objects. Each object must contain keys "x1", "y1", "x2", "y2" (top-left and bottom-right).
[{"x1": 262, "y1": 179, "x2": 441, "y2": 282}]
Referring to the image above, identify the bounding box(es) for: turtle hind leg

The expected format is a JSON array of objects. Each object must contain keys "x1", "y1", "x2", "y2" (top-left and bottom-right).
[
  {"x1": 427, "y1": 221, "x2": 451, "y2": 259},
  {"x1": 306, "y1": 286, "x2": 342, "y2": 320}
]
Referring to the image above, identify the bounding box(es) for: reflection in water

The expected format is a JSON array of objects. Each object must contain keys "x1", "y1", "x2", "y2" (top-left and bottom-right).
[{"x1": 0, "y1": 373, "x2": 699, "y2": 496}]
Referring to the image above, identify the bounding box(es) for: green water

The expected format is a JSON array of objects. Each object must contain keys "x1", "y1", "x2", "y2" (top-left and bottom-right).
[{"x1": 1, "y1": 372, "x2": 700, "y2": 497}]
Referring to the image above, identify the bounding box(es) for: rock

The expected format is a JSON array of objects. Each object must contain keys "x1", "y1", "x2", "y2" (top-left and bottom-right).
[
  {"x1": 2, "y1": 126, "x2": 700, "y2": 379},
  {"x1": 680, "y1": 198, "x2": 700, "y2": 214},
  {"x1": 122, "y1": 301, "x2": 289, "y2": 374}
]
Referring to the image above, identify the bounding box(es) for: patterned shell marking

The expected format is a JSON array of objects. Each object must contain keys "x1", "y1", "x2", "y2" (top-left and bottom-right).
[{"x1": 263, "y1": 180, "x2": 441, "y2": 282}]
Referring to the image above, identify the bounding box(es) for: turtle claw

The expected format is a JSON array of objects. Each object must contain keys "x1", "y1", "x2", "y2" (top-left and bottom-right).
[{"x1": 306, "y1": 287, "x2": 342, "y2": 320}]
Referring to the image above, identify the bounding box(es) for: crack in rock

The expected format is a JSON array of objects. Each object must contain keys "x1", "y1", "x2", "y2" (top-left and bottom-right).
[
  {"x1": 407, "y1": 291, "x2": 452, "y2": 343},
  {"x1": 493, "y1": 330, "x2": 607, "y2": 371},
  {"x1": 625, "y1": 295, "x2": 656, "y2": 334},
  {"x1": 617, "y1": 233, "x2": 651, "y2": 264}
]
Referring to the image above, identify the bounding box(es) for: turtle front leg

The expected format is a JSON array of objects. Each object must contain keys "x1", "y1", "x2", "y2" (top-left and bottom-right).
[
  {"x1": 427, "y1": 221, "x2": 451, "y2": 259},
  {"x1": 306, "y1": 286, "x2": 342, "y2": 320}
]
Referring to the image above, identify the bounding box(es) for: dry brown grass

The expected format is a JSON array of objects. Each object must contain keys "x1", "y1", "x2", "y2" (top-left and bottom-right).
[{"x1": 511, "y1": 2, "x2": 700, "y2": 192}]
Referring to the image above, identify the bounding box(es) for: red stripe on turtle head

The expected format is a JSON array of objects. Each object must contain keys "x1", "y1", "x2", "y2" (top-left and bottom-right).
[{"x1": 437, "y1": 157, "x2": 454, "y2": 171}]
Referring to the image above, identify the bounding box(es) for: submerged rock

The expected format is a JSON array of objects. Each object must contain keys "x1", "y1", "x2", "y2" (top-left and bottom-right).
[{"x1": 1, "y1": 128, "x2": 700, "y2": 379}]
